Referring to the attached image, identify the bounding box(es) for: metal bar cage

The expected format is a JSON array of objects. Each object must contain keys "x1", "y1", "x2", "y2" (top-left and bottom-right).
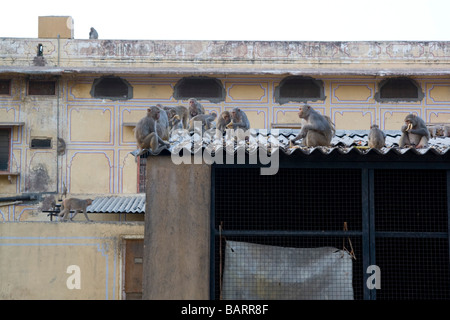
[{"x1": 211, "y1": 167, "x2": 450, "y2": 300}]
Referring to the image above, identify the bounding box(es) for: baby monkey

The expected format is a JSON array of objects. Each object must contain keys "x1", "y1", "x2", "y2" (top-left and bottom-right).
[{"x1": 58, "y1": 198, "x2": 94, "y2": 222}]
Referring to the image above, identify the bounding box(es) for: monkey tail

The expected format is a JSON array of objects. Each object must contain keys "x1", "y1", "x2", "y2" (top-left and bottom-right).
[
  {"x1": 325, "y1": 116, "x2": 336, "y2": 137},
  {"x1": 148, "y1": 143, "x2": 170, "y2": 155}
]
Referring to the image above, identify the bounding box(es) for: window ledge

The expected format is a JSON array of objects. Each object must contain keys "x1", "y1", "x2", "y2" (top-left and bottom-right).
[
  {"x1": 0, "y1": 122, "x2": 25, "y2": 127},
  {"x1": 0, "y1": 172, "x2": 20, "y2": 183}
]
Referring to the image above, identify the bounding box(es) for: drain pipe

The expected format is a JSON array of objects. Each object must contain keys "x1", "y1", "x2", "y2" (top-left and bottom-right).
[
  {"x1": 0, "y1": 194, "x2": 38, "y2": 202},
  {"x1": 56, "y1": 34, "x2": 60, "y2": 195}
]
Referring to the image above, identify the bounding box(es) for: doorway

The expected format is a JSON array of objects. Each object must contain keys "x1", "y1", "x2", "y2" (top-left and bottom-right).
[{"x1": 123, "y1": 238, "x2": 144, "y2": 299}]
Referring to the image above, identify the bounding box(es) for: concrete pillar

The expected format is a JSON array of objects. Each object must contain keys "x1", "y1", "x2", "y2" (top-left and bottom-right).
[{"x1": 142, "y1": 155, "x2": 211, "y2": 299}]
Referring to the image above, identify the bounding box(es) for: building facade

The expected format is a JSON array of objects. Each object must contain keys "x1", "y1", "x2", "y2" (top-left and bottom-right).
[{"x1": 1, "y1": 16, "x2": 450, "y2": 300}]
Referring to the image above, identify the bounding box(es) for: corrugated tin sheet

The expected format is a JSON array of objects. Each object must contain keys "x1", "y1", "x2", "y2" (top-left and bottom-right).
[
  {"x1": 135, "y1": 129, "x2": 450, "y2": 158},
  {"x1": 87, "y1": 195, "x2": 145, "y2": 213}
]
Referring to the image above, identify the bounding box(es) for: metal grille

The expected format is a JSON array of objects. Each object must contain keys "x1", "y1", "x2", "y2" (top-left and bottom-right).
[
  {"x1": 375, "y1": 237, "x2": 450, "y2": 299},
  {"x1": 212, "y1": 166, "x2": 450, "y2": 300},
  {"x1": 374, "y1": 169, "x2": 447, "y2": 232},
  {"x1": 213, "y1": 168, "x2": 362, "y2": 300},
  {"x1": 214, "y1": 235, "x2": 362, "y2": 300},
  {"x1": 215, "y1": 168, "x2": 362, "y2": 231},
  {"x1": 374, "y1": 169, "x2": 450, "y2": 299}
]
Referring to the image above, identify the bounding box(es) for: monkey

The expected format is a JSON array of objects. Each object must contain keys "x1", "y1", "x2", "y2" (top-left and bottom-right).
[
  {"x1": 398, "y1": 113, "x2": 430, "y2": 148},
  {"x1": 134, "y1": 106, "x2": 170, "y2": 155},
  {"x1": 188, "y1": 98, "x2": 205, "y2": 118},
  {"x1": 57, "y1": 137, "x2": 66, "y2": 156},
  {"x1": 216, "y1": 111, "x2": 231, "y2": 133},
  {"x1": 169, "y1": 114, "x2": 183, "y2": 133},
  {"x1": 163, "y1": 105, "x2": 189, "y2": 129},
  {"x1": 58, "y1": 198, "x2": 93, "y2": 222},
  {"x1": 368, "y1": 124, "x2": 386, "y2": 149},
  {"x1": 154, "y1": 104, "x2": 170, "y2": 140},
  {"x1": 229, "y1": 107, "x2": 250, "y2": 131},
  {"x1": 428, "y1": 124, "x2": 450, "y2": 138},
  {"x1": 188, "y1": 111, "x2": 217, "y2": 132},
  {"x1": 290, "y1": 104, "x2": 335, "y2": 147},
  {"x1": 89, "y1": 27, "x2": 98, "y2": 39}
]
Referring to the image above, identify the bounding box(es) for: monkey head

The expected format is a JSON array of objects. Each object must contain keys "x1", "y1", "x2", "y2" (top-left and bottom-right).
[
  {"x1": 148, "y1": 106, "x2": 161, "y2": 120},
  {"x1": 231, "y1": 108, "x2": 241, "y2": 119},
  {"x1": 222, "y1": 111, "x2": 230, "y2": 122},
  {"x1": 298, "y1": 104, "x2": 311, "y2": 119},
  {"x1": 189, "y1": 98, "x2": 200, "y2": 106},
  {"x1": 404, "y1": 114, "x2": 418, "y2": 131},
  {"x1": 404, "y1": 114, "x2": 417, "y2": 125}
]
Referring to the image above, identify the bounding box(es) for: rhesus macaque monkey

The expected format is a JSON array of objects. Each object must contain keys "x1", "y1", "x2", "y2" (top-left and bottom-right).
[
  {"x1": 368, "y1": 124, "x2": 386, "y2": 149},
  {"x1": 163, "y1": 105, "x2": 189, "y2": 129},
  {"x1": 188, "y1": 112, "x2": 217, "y2": 132},
  {"x1": 154, "y1": 104, "x2": 170, "y2": 140},
  {"x1": 57, "y1": 138, "x2": 66, "y2": 156},
  {"x1": 58, "y1": 198, "x2": 93, "y2": 222},
  {"x1": 188, "y1": 98, "x2": 205, "y2": 118},
  {"x1": 169, "y1": 114, "x2": 183, "y2": 135},
  {"x1": 89, "y1": 27, "x2": 98, "y2": 39},
  {"x1": 399, "y1": 113, "x2": 430, "y2": 148},
  {"x1": 134, "y1": 106, "x2": 170, "y2": 154},
  {"x1": 290, "y1": 104, "x2": 335, "y2": 147},
  {"x1": 216, "y1": 111, "x2": 231, "y2": 132},
  {"x1": 228, "y1": 107, "x2": 250, "y2": 130}
]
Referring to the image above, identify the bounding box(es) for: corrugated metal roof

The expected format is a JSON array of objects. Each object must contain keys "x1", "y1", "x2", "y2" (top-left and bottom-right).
[
  {"x1": 87, "y1": 195, "x2": 145, "y2": 213},
  {"x1": 135, "y1": 129, "x2": 450, "y2": 158}
]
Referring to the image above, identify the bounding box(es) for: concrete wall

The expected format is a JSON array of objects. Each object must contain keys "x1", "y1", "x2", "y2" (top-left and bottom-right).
[
  {"x1": 143, "y1": 156, "x2": 211, "y2": 299},
  {"x1": 0, "y1": 221, "x2": 144, "y2": 299}
]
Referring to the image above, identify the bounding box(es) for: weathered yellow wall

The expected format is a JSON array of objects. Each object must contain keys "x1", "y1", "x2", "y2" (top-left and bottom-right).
[
  {"x1": 0, "y1": 221, "x2": 144, "y2": 299},
  {"x1": 1, "y1": 38, "x2": 450, "y2": 220},
  {"x1": 2, "y1": 74, "x2": 450, "y2": 206}
]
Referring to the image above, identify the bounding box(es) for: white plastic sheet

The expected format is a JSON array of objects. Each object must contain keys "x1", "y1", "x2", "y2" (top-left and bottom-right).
[{"x1": 222, "y1": 241, "x2": 354, "y2": 300}]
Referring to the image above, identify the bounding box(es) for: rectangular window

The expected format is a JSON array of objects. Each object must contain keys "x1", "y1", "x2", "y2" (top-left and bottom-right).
[
  {"x1": 30, "y1": 137, "x2": 52, "y2": 149},
  {"x1": 0, "y1": 80, "x2": 11, "y2": 95},
  {"x1": 28, "y1": 80, "x2": 56, "y2": 95},
  {"x1": 0, "y1": 129, "x2": 10, "y2": 171}
]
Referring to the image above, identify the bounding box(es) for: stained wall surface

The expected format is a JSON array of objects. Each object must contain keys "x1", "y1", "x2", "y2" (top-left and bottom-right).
[
  {"x1": 0, "y1": 221, "x2": 144, "y2": 299},
  {"x1": 1, "y1": 38, "x2": 450, "y2": 220}
]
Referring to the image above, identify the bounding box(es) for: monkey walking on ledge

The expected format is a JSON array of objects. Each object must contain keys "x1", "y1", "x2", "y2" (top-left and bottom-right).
[{"x1": 58, "y1": 198, "x2": 94, "y2": 222}]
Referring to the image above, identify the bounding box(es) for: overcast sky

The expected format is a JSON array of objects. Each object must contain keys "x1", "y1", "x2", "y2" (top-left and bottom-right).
[{"x1": 2, "y1": 0, "x2": 449, "y2": 41}]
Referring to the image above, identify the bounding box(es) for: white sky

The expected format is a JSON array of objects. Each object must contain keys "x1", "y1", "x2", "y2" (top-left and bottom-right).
[{"x1": 1, "y1": 0, "x2": 449, "y2": 41}]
